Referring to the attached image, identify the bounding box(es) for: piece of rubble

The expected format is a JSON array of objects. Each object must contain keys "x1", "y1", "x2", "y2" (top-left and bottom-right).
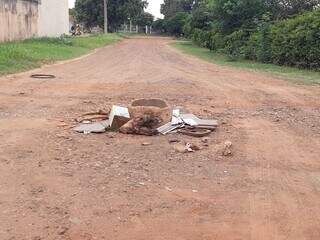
[
  {"x1": 173, "y1": 143, "x2": 189, "y2": 153},
  {"x1": 173, "y1": 142, "x2": 201, "y2": 153},
  {"x1": 180, "y1": 113, "x2": 218, "y2": 128},
  {"x1": 171, "y1": 108, "x2": 183, "y2": 125},
  {"x1": 157, "y1": 122, "x2": 183, "y2": 135},
  {"x1": 142, "y1": 142, "x2": 152, "y2": 146},
  {"x1": 189, "y1": 143, "x2": 202, "y2": 151},
  {"x1": 158, "y1": 112, "x2": 218, "y2": 135},
  {"x1": 74, "y1": 120, "x2": 109, "y2": 134},
  {"x1": 222, "y1": 140, "x2": 233, "y2": 156},
  {"x1": 109, "y1": 105, "x2": 130, "y2": 130}
]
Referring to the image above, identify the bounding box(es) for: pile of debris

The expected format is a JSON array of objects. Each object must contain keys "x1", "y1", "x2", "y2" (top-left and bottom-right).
[{"x1": 74, "y1": 98, "x2": 218, "y2": 137}]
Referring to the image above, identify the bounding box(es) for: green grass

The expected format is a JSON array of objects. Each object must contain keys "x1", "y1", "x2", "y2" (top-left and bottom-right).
[
  {"x1": 0, "y1": 34, "x2": 123, "y2": 76},
  {"x1": 172, "y1": 41, "x2": 320, "y2": 86}
]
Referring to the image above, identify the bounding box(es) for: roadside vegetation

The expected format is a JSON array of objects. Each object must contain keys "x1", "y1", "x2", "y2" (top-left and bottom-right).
[
  {"x1": 172, "y1": 41, "x2": 320, "y2": 85},
  {"x1": 0, "y1": 34, "x2": 122, "y2": 76},
  {"x1": 154, "y1": 0, "x2": 320, "y2": 75}
]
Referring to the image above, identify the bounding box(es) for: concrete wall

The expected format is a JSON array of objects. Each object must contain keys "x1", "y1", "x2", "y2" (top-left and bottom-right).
[
  {"x1": 0, "y1": 0, "x2": 39, "y2": 42},
  {"x1": 0, "y1": 0, "x2": 69, "y2": 42},
  {"x1": 38, "y1": 0, "x2": 69, "y2": 37}
]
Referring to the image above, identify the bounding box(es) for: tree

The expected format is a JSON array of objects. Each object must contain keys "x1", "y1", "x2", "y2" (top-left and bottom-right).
[
  {"x1": 75, "y1": 0, "x2": 104, "y2": 29},
  {"x1": 160, "y1": 0, "x2": 194, "y2": 18},
  {"x1": 208, "y1": 0, "x2": 266, "y2": 33},
  {"x1": 135, "y1": 12, "x2": 154, "y2": 26},
  {"x1": 74, "y1": 0, "x2": 148, "y2": 31},
  {"x1": 165, "y1": 12, "x2": 189, "y2": 35},
  {"x1": 190, "y1": 1, "x2": 212, "y2": 30},
  {"x1": 152, "y1": 19, "x2": 166, "y2": 32},
  {"x1": 265, "y1": 0, "x2": 320, "y2": 19}
]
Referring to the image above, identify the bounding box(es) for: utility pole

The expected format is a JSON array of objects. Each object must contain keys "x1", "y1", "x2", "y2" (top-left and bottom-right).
[
  {"x1": 104, "y1": 0, "x2": 108, "y2": 33},
  {"x1": 128, "y1": 17, "x2": 132, "y2": 33}
]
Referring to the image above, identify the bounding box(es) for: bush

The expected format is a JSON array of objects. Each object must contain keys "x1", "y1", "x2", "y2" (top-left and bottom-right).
[
  {"x1": 209, "y1": 32, "x2": 225, "y2": 51},
  {"x1": 245, "y1": 14, "x2": 272, "y2": 63},
  {"x1": 190, "y1": 9, "x2": 320, "y2": 70},
  {"x1": 224, "y1": 29, "x2": 250, "y2": 60},
  {"x1": 191, "y1": 29, "x2": 226, "y2": 52},
  {"x1": 270, "y1": 9, "x2": 320, "y2": 69}
]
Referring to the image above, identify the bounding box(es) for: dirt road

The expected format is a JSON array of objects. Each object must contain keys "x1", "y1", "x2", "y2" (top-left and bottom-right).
[{"x1": 1, "y1": 37, "x2": 320, "y2": 240}]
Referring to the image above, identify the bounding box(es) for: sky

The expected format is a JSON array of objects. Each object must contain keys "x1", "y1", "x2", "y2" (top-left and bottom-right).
[{"x1": 68, "y1": 0, "x2": 164, "y2": 19}]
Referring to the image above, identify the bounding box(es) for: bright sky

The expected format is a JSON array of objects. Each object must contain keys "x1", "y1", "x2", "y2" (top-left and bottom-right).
[{"x1": 68, "y1": 0, "x2": 164, "y2": 19}]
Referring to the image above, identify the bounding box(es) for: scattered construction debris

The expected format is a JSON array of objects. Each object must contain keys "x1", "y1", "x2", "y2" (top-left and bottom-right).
[
  {"x1": 157, "y1": 109, "x2": 218, "y2": 135},
  {"x1": 73, "y1": 99, "x2": 219, "y2": 140}
]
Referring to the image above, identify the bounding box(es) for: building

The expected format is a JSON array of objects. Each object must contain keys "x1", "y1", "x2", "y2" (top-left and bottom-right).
[{"x1": 0, "y1": 0, "x2": 69, "y2": 42}]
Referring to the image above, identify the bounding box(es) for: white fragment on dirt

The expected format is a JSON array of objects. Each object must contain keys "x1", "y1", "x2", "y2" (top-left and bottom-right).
[
  {"x1": 109, "y1": 105, "x2": 130, "y2": 130},
  {"x1": 73, "y1": 120, "x2": 109, "y2": 134},
  {"x1": 173, "y1": 142, "x2": 202, "y2": 153}
]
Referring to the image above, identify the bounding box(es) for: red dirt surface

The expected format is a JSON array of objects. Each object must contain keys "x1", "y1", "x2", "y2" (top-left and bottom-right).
[{"x1": 0, "y1": 37, "x2": 320, "y2": 240}]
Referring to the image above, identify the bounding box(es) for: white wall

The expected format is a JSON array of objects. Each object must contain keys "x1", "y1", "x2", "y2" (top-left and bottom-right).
[
  {"x1": 38, "y1": 0, "x2": 69, "y2": 37},
  {"x1": 0, "y1": 0, "x2": 39, "y2": 42}
]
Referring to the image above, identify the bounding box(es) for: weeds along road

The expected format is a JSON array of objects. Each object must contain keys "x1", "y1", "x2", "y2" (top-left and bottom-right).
[{"x1": 0, "y1": 36, "x2": 320, "y2": 240}]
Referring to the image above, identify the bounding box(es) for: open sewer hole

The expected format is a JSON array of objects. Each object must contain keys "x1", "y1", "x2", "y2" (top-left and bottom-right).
[{"x1": 30, "y1": 74, "x2": 56, "y2": 79}]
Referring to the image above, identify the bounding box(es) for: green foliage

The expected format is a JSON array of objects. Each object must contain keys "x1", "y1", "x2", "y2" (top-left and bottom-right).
[
  {"x1": 161, "y1": 0, "x2": 193, "y2": 18},
  {"x1": 165, "y1": 12, "x2": 190, "y2": 36},
  {"x1": 135, "y1": 12, "x2": 154, "y2": 26},
  {"x1": 0, "y1": 34, "x2": 122, "y2": 75},
  {"x1": 192, "y1": 29, "x2": 213, "y2": 49},
  {"x1": 152, "y1": 19, "x2": 166, "y2": 33},
  {"x1": 208, "y1": 0, "x2": 266, "y2": 33},
  {"x1": 223, "y1": 29, "x2": 250, "y2": 60},
  {"x1": 189, "y1": 2, "x2": 212, "y2": 30},
  {"x1": 270, "y1": 9, "x2": 320, "y2": 69},
  {"x1": 75, "y1": 0, "x2": 104, "y2": 28},
  {"x1": 182, "y1": 14, "x2": 194, "y2": 37},
  {"x1": 245, "y1": 14, "x2": 272, "y2": 62},
  {"x1": 182, "y1": 0, "x2": 320, "y2": 70},
  {"x1": 265, "y1": 0, "x2": 320, "y2": 19}
]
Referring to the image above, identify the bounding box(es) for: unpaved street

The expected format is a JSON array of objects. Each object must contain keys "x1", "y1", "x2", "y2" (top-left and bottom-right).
[{"x1": 1, "y1": 37, "x2": 320, "y2": 240}]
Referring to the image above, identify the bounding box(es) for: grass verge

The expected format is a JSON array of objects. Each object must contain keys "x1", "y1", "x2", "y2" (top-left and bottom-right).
[
  {"x1": 171, "y1": 41, "x2": 320, "y2": 86},
  {"x1": 0, "y1": 34, "x2": 123, "y2": 76}
]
